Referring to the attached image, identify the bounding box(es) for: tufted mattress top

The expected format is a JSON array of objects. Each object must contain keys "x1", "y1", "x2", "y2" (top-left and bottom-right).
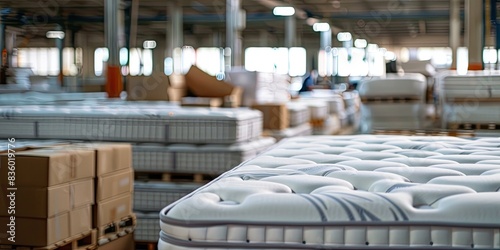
[{"x1": 159, "y1": 135, "x2": 500, "y2": 249}]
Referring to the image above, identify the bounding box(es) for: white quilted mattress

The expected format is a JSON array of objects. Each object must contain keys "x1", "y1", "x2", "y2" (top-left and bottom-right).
[
  {"x1": 159, "y1": 135, "x2": 500, "y2": 249},
  {"x1": 357, "y1": 73, "x2": 427, "y2": 100},
  {"x1": 0, "y1": 105, "x2": 262, "y2": 143}
]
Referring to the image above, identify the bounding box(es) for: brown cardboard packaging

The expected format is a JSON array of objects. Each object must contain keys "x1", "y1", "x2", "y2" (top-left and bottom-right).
[
  {"x1": 94, "y1": 193, "x2": 133, "y2": 227},
  {"x1": 0, "y1": 213, "x2": 70, "y2": 246},
  {"x1": 0, "y1": 148, "x2": 94, "y2": 187},
  {"x1": 69, "y1": 205, "x2": 92, "y2": 236},
  {"x1": 167, "y1": 87, "x2": 187, "y2": 102},
  {"x1": 126, "y1": 73, "x2": 170, "y2": 101},
  {"x1": 168, "y1": 73, "x2": 186, "y2": 88},
  {"x1": 96, "y1": 168, "x2": 134, "y2": 202},
  {"x1": 51, "y1": 147, "x2": 95, "y2": 181},
  {"x1": 70, "y1": 178, "x2": 94, "y2": 209},
  {"x1": 65, "y1": 143, "x2": 132, "y2": 176},
  {"x1": 97, "y1": 232, "x2": 135, "y2": 250},
  {"x1": 0, "y1": 183, "x2": 70, "y2": 218},
  {"x1": 184, "y1": 65, "x2": 242, "y2": 107},
  {"x1": 251, "y1": 103, "x2": 290, "y2": 130}
]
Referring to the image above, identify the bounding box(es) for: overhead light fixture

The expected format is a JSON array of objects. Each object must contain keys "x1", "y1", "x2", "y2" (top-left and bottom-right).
[
  {"x1": 354, "y1": 39, "x2": 367, "y2": 48},
  {"x1": 313, "y1": 22, "x2": 330, "y2": 32},
  {"x1": 337, "y1": 32, "x2": 352, "y2": 42},
  {"x1": 143, "y1": 40, "x2": 157, "y2": 49},
  {"x1": 46, "y1": 31, "x2": 65, "y2": 39},
  {"x1": 273, "y1": 6, "x2": 295, "y2": 16}
]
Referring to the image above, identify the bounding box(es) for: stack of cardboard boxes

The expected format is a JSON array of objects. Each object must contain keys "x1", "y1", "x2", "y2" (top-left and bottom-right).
[
  {"x1": 0, "y1": 142, "x2": 134, "y2": 249},
  {"x1": 0, "y1": 147, "x2": 96, "y2": 248}
]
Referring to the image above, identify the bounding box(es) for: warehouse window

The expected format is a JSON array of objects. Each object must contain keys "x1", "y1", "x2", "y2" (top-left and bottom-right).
[
  {"x1": 94, "y1": 48, "x2": 107, "y2": 77},
  {"x1": 95, "y1": 47, "x2": 152, "y2": 76},
  {"x1": 182, "y1": 46, "x2": 196, "y2": 74},
  {"x1": 17, "y1": 48, "x2": 59, "y2": 76},
  {"x1": 63, "y1": 48, "x2": 82, "y2": 76},
  {"x1": 196, "y1": 47, "x2": 223, "y2": 76},
  {"x1": 289, "y1": 47, "x2": 306, "y2": 76},
  {"x1": 244, "y1": 47, "x2": 305, "y2": 75}
]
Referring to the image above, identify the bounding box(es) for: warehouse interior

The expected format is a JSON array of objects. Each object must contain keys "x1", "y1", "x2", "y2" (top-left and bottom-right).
[{"x1": 1, "y1": 0, "x2": 500, "y2": 249}]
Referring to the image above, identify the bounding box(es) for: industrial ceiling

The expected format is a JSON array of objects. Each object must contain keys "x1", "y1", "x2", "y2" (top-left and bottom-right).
[{"x1": 0, "y1": 0, "x2": 465, "y2": 48}]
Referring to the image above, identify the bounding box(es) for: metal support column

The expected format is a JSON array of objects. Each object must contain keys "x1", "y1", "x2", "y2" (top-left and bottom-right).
[
  {"x1": 167, "y1": 1, "x2": 183, "y2": 73},
  {"x1": 320, "y1": 29, "x2": 332, "y2": 50},
  {"x1": 56, "y1": 24, "x2": 64, "y2": 86},
  {"x1": 465, "y1": 0, "x2": 484, "y2": 70},
  {"x1": 226, "y1": 0, "x2": 243, "y2": 69},
  {"x1": 285, "y1": 16, "x2": 296, "y2": 48},
  {"x1": 105, "y1": 0, "x2": 123, "y2": 98},
  {"x1": 450, "y1": 0, "x2": 460, "y2": 69}
]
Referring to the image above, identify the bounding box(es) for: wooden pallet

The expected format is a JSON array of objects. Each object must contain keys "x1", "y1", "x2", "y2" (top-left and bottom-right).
[
  {"x1": 361, "y1": 96, "x2": 421, "y2": 103},
  {"x1": 134, "y1": 171, "x2": 214, "y2": 183},
  {"x1": 135, "y1": 241, "x2": 157, "y2": 250},
  {"x1": 1, "y1": 229, "x2": 97, "y2": 250},
  {"x1": 448, "y1": 122, "x2": 500, "y2": 130},
  {"x1": 97, "y1": 214, "x2": 136, "y2": 245}
]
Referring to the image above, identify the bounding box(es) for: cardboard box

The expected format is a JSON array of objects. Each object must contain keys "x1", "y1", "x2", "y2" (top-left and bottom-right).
[
  {"x1": 96, "y1": 168, "x2": 133, "y2": 202},
  {"x1": 70, "y1": 178, "x2": 94, "y2": 209},
  {"x1": 181, "y1": 97, "x2": 224, "y2": 107},
  {"x1": 0, "y1": 213, "x2": 70, "y2": 246},
  {"x1": 97, "y1": 232, "x2": 135, "y2": 250},
  {"x1": 184, "y1": 65, "x2": 242, "y2": 107},
  {"x1": 66, "y1": 143, "x2": 132, "y2": 176},
  {"x1": 167, "y1": 87, "x2": 187, "y2": 102},
  {"x1": 94, "y1": 193, "x2": 132, "y2": 227},
  {"x1": 0, "y1": 148, "x2": 94, "y2": 187},
  {"x1": 0, "y1": 183, "x2": 70, "y2": 218},
  {"x1": 168, "y1": 73, "x2": 186, "y2": 88},
  {"x1": 251, "y1": 103, "x2": 290, "y2": 130},
  {"x1": 126, "y1": 73, "x2": 170, "y2": 101},
  {"x1": 69, "y1": 205, "x2": 92, "y2": 236}
]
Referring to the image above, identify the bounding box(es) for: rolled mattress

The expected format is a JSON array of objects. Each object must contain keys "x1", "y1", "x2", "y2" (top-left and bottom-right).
[{"x1": 159, "y1": 135, "x2": 500, "y2": 249}]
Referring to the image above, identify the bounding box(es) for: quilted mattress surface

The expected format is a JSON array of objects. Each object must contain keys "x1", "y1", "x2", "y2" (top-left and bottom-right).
[{"x1": 160, "y1": 135, "x2": 500, "y2": 249}]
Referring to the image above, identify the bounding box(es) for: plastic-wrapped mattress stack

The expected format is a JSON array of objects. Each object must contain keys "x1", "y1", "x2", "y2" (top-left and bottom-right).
[
  {"x1": 357, "y1": 73, "x2": 427, "y2": 133},
  {"x1": 436, "y1": 70, "x2": 500, "y2": 134},
  {"x1": 158, "y1": 134, "x2": 500, "y2": 250}
]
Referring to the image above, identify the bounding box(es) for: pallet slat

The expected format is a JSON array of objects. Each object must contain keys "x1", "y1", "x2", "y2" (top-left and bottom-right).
[{"x1": 1, "y1": 230, "x2": 96, "y2": 250}]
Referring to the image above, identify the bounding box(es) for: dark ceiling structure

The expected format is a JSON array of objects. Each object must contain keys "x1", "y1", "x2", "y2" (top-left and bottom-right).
[{"x1": 0, "y1": 0, "x2": 465, "y2": 47}]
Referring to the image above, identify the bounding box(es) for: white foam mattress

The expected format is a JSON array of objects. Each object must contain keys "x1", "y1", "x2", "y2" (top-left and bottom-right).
[
  {"x1": 286, "y1": 103, "x2": 310, "y2": 127},
  {"x1": 0, "y1": 105, "x2": 263, "y2": 143},
  {"x1": 159, "y1": 135, "x2": 500, "y2": 249},
  {"x1": 357, "y1": 73, "x2": 427, "y2": 99},
  {"x1": 132, "y1": 137, "x2": 276, "y2": 173}
]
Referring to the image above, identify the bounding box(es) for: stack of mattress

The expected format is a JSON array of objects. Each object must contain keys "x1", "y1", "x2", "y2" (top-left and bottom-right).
[
  {"x1": 0, "y1": 96, "x2": 275, "y2": 244},
  {"x1": 0, "y1": 105, "x2": 262, "y2": 143},
  {"x1": 436, "y1": 71, "x2": 500, "y2": 132},
  {"x1": 357, "y1": 73, "x2": 427, "y2": 133},
  {"x1": 263, "y1": 102, "x2": 312, "y2": 141},
  {"x1": 159, "y1": 134, "x2": 500, "y2": 249}
]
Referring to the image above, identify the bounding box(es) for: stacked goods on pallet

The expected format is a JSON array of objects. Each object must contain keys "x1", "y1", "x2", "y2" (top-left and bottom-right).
[
  {"x1": 65, "y1": 143, "x2": 135, "y2": 246},
  {"x1": 0, "y1": 147, "x2": 97, "y2": 249},
  {"x1": 0, "y1": 105, "x2": 262, "y2": 144},
  {"x1": 133, "y1": 182, "x2": 202, "y2": 244},
  {"x1": 357, "y1": 73, "x2": 428, "y2": 133},
  {"x1": 436, "y1": 71, "x2": 500, "y2": 135},
  {"x1": 263, "y1": 103, "x2": 312, "y2": 141},
  {"x1": 131, "y1": 139, "x2": 275, "y2": 244},
  {"x1": 0, "y1": 98, "x2": 270, "y2": 247}
]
